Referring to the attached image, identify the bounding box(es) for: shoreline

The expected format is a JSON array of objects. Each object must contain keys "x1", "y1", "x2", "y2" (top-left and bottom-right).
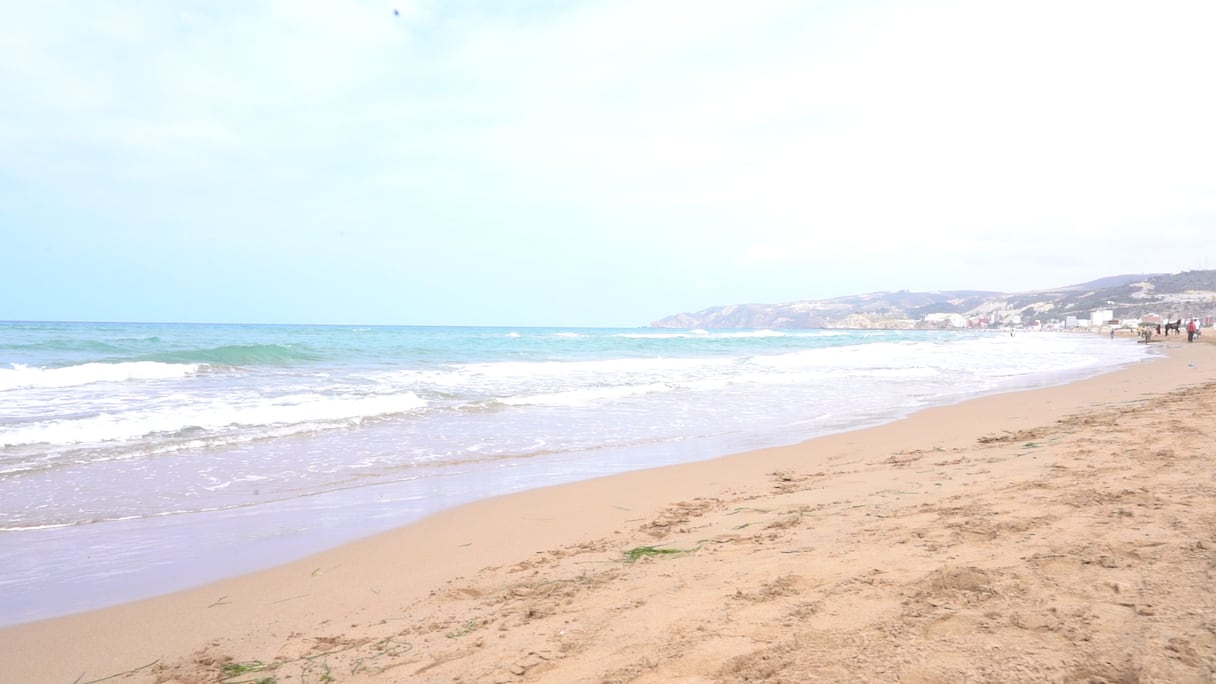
[
  {"x1": 0, "y1": 331, "x2": 1147, "y2": 629},
  {"x1": 4, "y1": 338, "x2": 1215, "y2": 682}
]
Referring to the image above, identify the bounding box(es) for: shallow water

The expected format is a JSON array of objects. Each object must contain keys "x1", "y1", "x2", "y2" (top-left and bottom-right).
[{"x1": 0, "y1": 322, "x2": 1151, "y2": 625}]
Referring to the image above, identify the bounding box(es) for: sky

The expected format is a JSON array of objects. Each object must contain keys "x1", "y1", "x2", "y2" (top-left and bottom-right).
[{"x1": 2, "y1": 0, "x2": 1214, "y2": 326}]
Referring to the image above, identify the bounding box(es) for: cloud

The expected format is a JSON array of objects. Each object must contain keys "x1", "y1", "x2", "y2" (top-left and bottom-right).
[{"x1": 2, "y1": 0, "x2": 1214, "y2": 322}]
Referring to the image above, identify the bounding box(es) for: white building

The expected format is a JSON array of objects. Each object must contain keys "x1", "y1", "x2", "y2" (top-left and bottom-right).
[{"x1": 923, "y1": 313, "x2": 967, "y2": 328}]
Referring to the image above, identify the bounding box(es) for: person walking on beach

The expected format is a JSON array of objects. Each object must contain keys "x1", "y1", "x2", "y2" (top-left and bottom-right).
[{"x1": 1187, "y1": 319, "x2": 1197, "y2": 342}]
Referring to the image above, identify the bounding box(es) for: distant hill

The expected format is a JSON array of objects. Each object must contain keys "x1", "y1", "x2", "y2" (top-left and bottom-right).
[{"x1": 650, "y1": 271, "x2": 1216, "y2": 329}]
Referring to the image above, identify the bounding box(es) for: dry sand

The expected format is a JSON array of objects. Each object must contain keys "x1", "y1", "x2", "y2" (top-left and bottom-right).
[{"x1": 4, "y1": 338, "x2": 1216, "y2": 683}]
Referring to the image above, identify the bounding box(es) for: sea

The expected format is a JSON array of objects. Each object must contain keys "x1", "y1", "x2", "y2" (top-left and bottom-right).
[{"x1": 0, "y1": 321, "x2": 1153, "y2": 626}]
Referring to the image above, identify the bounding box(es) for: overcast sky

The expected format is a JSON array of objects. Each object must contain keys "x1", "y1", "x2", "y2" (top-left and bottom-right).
[{"x1": 2, "y1": 1, "x2": 1214, "y2": 326}]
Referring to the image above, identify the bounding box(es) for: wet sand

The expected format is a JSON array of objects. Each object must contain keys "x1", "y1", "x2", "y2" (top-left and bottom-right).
[{"x1": 4, "y1": 337, "x2": 1215, "y2": 683}]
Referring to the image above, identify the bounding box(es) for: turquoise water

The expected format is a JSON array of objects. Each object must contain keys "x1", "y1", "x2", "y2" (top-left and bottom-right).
[{"x1": 0, "y1": 321, "x2": 1151, "y2": 624}]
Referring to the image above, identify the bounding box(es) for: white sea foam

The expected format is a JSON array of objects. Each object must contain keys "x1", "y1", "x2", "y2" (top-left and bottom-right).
[
  {"x1": 449, "y1": 355, "x2": 733, "y2": 381},
  {"x1": 0, "y1": 391, "x2": 428, "y2": 447},
  {"x1": 499, "y1": 382, "x2": 674, "y2": 407},
  {"x1": 202, "y1": 474, "x2": 269, "y2": 492},
  {"x1": 0, "y1": 361, "x2": 201, "y2": 391}
]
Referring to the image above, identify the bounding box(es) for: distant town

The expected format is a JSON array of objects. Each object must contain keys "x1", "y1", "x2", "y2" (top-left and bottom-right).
[
  {"x1": 651, "y1": 270, "x2": 1216, "y2": 332},
  {"x1": 921, "y1": 308, "x2": 1212, "y2": 332}
]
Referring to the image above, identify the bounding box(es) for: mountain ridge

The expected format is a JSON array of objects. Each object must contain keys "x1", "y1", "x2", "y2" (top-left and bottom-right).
[{"x1": 651, "y1": 271, "x2": 1216, "y2": 329}]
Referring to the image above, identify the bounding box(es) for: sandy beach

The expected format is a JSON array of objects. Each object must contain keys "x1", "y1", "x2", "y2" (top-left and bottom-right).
[{"x1": 4, "y1": 337, "x2": 1215, "y2": 683}]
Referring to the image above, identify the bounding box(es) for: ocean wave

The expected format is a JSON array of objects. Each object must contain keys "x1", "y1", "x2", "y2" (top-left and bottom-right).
[
  {"x1": 443, "y1": 356, "x2": 734, "y2": 385},
  {"x1": 613, "y1": 329, "x2": 797, "y2": 340},
  {"x1": 142, "y1": 343, "x2": 321, "y2": 366},
  {"x1": 0, "y1": 391, "x2": 429, "y2": 448},
  {"x1": 612, "y1": 332, "x2": 701, "y2": 339},
  {"x1": 0, "y1": 361, "x2": 201, "y2": 391},
  {"x1": 497, "y1": 382, "x2": 674, "y2": 407},
  {"x1": 0, "y1": 338, "x2": 125, "y2": 353}
]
